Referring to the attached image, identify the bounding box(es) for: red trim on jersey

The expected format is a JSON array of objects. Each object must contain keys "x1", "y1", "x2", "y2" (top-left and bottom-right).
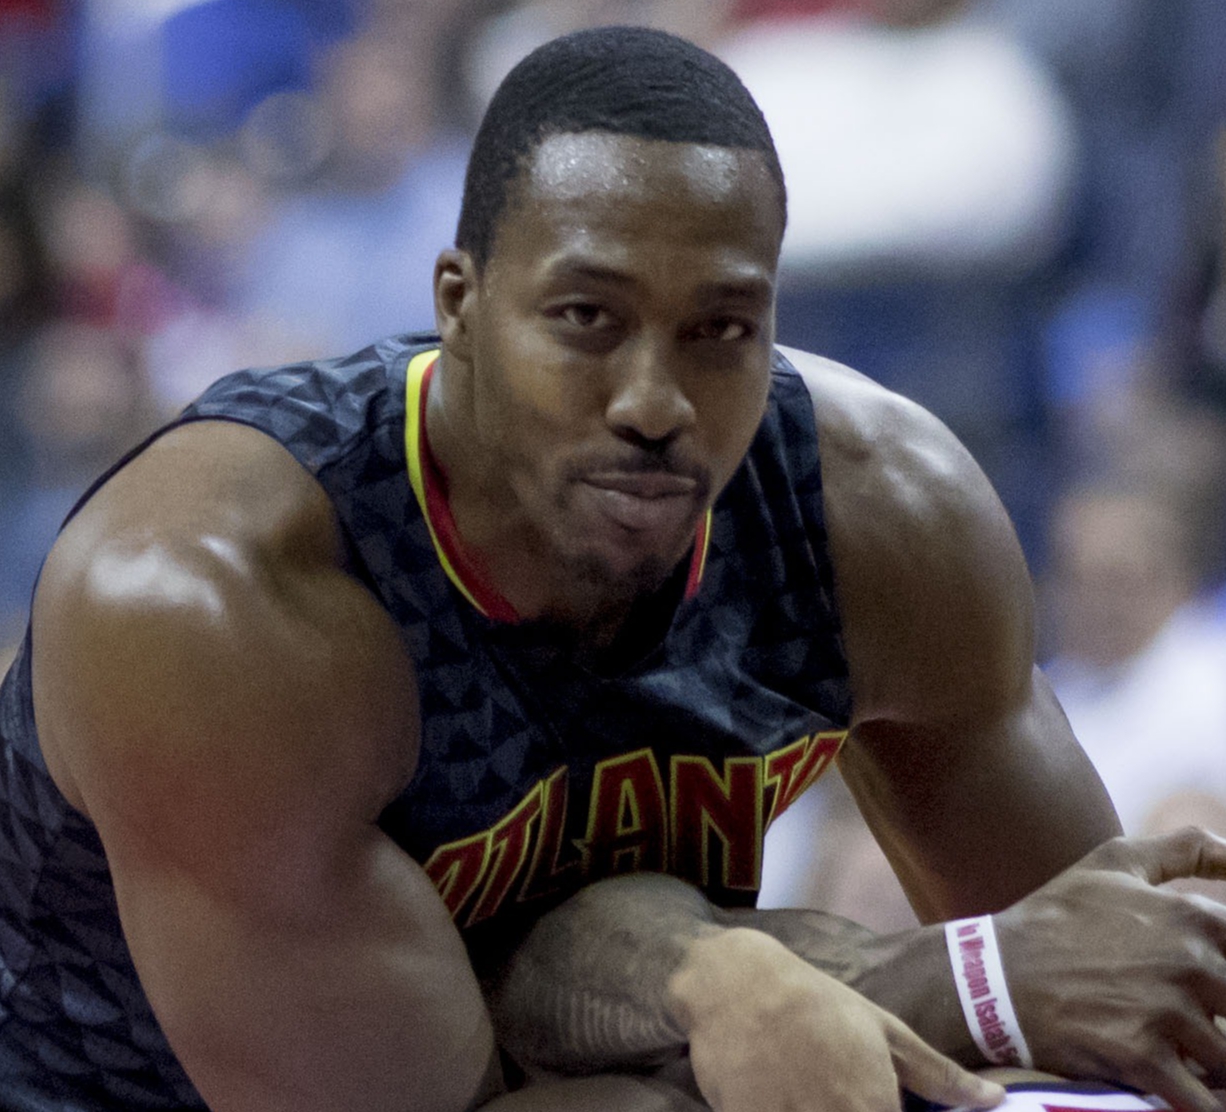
[
  {"x1": 684, "y1": 509, "x2": 710, "y2": 602},
  {"x1": 417, "y1": 360, "x2": 520, "y2": 623},
  {"x1": 416, "y1": 358, "x2": 710, "y2": 622}
]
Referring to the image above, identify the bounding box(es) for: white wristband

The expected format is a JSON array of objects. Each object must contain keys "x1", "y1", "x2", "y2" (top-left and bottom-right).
[{"x1": 945, "y1": 915, "x2": 1034, "y2": 1069}]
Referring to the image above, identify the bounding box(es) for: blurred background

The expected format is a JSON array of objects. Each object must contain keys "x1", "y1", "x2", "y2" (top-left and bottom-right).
[{"x1": 3, "y1": 0, "x2": 1226, "y2": 917}]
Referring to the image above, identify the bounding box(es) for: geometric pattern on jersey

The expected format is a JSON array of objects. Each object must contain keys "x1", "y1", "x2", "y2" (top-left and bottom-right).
[
  {"x1": 0, "y1": 331, "x2": 851, "y2": 1106},
  {"x1": 1, "y1": 634, "x2": 206, "y2": 1110},
  {"x1": 175, "y1": 333, "x2": 852, "y2": 932}
]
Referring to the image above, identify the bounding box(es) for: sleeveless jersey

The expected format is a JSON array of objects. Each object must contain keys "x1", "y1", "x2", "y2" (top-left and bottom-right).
[{"x1": 0, "y1": 332, "x2": 851, "y2": 1108}]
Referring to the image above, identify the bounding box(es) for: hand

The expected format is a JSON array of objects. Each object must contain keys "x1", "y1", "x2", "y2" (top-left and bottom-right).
[
  {"x1": 669, "y1": 927, "x2": 1006, "y2": 1112},
  {"x1": 995, "y1": 828, "x2": 1226, "y2": 1112}
]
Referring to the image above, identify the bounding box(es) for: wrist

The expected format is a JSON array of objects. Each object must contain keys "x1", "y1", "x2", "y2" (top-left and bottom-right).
[
  {"x1": 851, "y1": 924, "x2": 982, "y2": 1064},
  {"x1": 945, "y1": 915, "x2": 1034, "y2": 1069},
  {"x1": 665, "y1": 926, "x2": 796, "y2": 1037}
]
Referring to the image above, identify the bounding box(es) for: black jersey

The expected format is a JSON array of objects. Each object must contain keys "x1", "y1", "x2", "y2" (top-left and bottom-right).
[{"x1": 0, "y1": 333, "x2": 851, "y2": 1108}]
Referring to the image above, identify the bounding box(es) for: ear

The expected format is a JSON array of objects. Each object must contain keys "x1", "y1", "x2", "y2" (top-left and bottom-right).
[{"x1": 434, "y1": 248, "x2": 479, "y2": 361}]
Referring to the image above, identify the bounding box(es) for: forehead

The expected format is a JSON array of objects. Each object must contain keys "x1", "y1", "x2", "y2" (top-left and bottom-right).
[
  {"x1": 490, "y1": 131, "x2": 783, "y2": 276},
  {"x1": 527, "y1": 130, "x2": 767, "y2": 206}
]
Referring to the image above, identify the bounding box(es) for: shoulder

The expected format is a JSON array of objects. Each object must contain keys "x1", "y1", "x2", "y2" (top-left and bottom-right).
[
  {"x1": 32, "y1": 419, "x2": 417, "y2": 898},
  {"x1": 777, "y1": 344, "x2": 979, "y2": 487},
  {"x1": 180, "y1": 335, "x2": 431, "y2": 465},
  {"x1": 778, "y1": 343, "x2": 1018, "y2": 559},
  {"x1": 776, "y1": 345, "x2": 1034, "y2": 725},
  {"x1": 36, "y1": 419, "x2": 344, "y2": 650}
]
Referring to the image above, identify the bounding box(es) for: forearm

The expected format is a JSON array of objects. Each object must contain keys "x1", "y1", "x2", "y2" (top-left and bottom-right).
[
  {"x1": 725, "y1": 907, "x2": 977, "y2": 1064},
  {"x1": 838, "y1": 678, "x2": 1122, "y2": 922},
  {"x1": 120, "y1": 837, "x2": 497, "y2": 1112},
  {"x1": 491, "y1": 836, "x2": 1226, "y2": 1112},
  {"x1": 489, "y1": 874, "x2": 975, "y2": 1077},
  {"x1": 488, "y1": 873, "x2": 719, "y2": 1073},
  {"x1": 489, "y1": 873, "x2": 1006, "y2": 1112}
]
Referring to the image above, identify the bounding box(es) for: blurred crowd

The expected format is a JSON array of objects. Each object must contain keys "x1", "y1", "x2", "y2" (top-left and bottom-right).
[{"x1": 4, "y1": 0, "x2": 1226, "y2": 916}]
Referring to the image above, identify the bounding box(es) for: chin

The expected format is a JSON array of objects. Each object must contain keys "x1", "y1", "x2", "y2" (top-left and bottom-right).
[{"x1": 558, "y1": 544, "x2": 679, "y2": 614}]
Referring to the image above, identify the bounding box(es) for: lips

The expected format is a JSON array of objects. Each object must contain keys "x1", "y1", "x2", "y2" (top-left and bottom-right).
[
  {"x1": 579, "y1": 472, "x2": 701, "y2": 535},
  {"x1": 584, "y1": 471, "x2": 698, "y2": 499}
]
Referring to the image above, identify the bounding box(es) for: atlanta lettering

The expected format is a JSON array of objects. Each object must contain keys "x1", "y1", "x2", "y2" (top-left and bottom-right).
[{"x1": 424, "y1": 729, "x2": 846, "y2": 926}]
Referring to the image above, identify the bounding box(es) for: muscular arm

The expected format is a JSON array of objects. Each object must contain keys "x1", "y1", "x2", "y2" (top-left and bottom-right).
[
  {"x1": 488, "y1": 873, "x2": 1003, "y2": 1112},
  {"x1": 487, "y1": 873, "x2": 954, "y2": 1072},
  {"x1": 780, "y1": 352, "x2": 1226, "y2": 1107},
  {"x1": 789, "y1": 347, "x2": 1121, "y2": 917},
  {"x1": 493, "y1": 838, "x2": 1226, "y2": 1112},
  {"x1": 491, "y1": 352, "x2": 1226, "y2": 1111},
  {"x1": 33, "y1": 422, "x2": 495, "y2": 1112}
]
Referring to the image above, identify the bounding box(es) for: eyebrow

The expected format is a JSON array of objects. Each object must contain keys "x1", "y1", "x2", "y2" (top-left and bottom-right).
[
  {"x1": 694, "y1": 276, "x2": 775, "y2": 305},
  {"x1": 544, "y1": 260, "x2": 635, "y2": 287},
  {"x1": 544, "y1": 259, "x2": 774, "y2": 303}
]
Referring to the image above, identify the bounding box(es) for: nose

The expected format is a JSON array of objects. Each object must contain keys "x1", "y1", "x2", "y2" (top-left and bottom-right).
[{"x1": 604, "y1": 341, "x2": 696, "y2": 446}]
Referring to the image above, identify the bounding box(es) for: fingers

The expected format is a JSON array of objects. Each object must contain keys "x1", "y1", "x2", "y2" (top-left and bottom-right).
[
  {"x1": 886, "y1": 1018, "x2": 1005, "y2": 1110},
  {"x1": 1133, "y1": 1059, "x2": 1224, "y2": 1112},
  {"x1": 1086, "y1": 828, "x2": 1226, "y2": 886},
  {"x1": 1186, "y1": 936, "x2": 1226, "y2": 1019},
  {"x1": 1087, "y1": 1010, "x2": 1226, "y2": 1112},
  {"x1": 1137, "y1": 888, "x2": 1226, "y2": 990},
  {"x1": 1173, "y1": 1012, "x2": 1226, "y2": 1090}
]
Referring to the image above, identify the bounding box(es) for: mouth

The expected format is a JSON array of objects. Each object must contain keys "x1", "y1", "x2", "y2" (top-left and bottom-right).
[{"x1": 579, "y1": 472, "x2": 702, "y2": 535}]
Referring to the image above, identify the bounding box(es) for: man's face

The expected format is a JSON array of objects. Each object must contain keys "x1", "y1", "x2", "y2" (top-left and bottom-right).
[{"x1": 449, "y1": 131, "x2": 782, "y2": 614}]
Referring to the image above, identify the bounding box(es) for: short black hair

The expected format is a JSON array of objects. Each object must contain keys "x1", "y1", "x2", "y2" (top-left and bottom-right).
[{"x1": 455, "y1": 24, "x2": 787, "y2": 270}]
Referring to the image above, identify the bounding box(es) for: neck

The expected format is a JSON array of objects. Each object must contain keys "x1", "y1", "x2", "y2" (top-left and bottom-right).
[
  {"x1": 424, "y1": 352, "x2": 692, "y2": 640},
  {"x1": 511, "y1": 561, "x2": 690, "y2": 673},
  {"x1": 425, "y1": 354, "x2": 557, "y2": 619}
]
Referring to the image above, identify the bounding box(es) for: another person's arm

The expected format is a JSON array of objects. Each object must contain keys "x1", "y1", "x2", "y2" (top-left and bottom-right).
[{"x1": 33, "y1": 421, "x2": 497, "y2": 1112}]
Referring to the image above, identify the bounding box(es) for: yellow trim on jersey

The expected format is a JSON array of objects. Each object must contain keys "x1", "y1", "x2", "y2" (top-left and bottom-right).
[
  {"x1": 403, "y1": 348, "x2": 489, "y2": 616},
  {"x1": 696, "y1": 509, "x2": 712, "y2": 579},
  {"x1": 405, "y1": 347, "x2": 711, "y2": 615}
]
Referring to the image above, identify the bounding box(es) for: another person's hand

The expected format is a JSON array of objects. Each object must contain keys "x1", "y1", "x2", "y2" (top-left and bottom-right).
[
  {"x1": 995, "y1": 828, "x2": 1226, "y2": 1112},
  {"x1": 669, "y1": 927, "x2": 1006, "y2": 1112}
]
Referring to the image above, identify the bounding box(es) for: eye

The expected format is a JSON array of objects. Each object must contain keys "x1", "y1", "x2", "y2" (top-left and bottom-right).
[
  {"x1": 691, "y1": 317, "x2": 755, "y2": 343},
  {"x1": 557, "y1": 303, "x2": 615, "y2": 329}
]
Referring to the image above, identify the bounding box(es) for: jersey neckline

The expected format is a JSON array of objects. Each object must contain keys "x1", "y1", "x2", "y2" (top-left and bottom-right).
[{"x1": 403, "y1": 348, "x2": 711, "y2": 623}]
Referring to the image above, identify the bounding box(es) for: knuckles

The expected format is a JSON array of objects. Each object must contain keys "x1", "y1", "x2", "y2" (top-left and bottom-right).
[
  {"x1": 1083, "y1": 826, "x2": 1226, "y2": 882},
  {"x1": 997, "y1": 831, "x2": 1226, "y2": 1105}
]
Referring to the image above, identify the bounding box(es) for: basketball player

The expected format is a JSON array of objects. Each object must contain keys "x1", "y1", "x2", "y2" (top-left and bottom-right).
[{"x1": 4, "y1": 24, "x2": 1226, "y2": 1112}]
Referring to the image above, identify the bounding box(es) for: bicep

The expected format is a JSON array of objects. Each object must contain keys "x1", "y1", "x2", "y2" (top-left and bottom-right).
[
  {"x1": 801, "y1": 361, "x2": 1120, "y2": 917},
  {"x1": 36, "y1": 571, "x2": 493, "y2": 1112},
  {"x1": 109, "y1": 820, "x2": 493, "y2": 1112},
  {"x1": 30, "y1": 430, "x2": 494, "y2": 1112}
]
